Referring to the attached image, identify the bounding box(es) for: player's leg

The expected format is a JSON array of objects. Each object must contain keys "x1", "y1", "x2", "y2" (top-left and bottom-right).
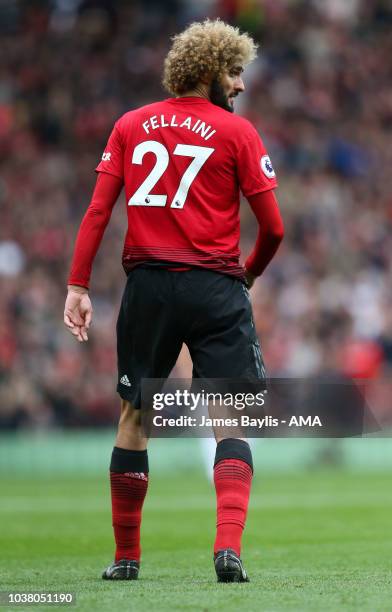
[
  {"x1": 212, "y1": 427, "x2": 256, "y2": 577},
  {"x1": 115, "y1": 398, "x2": 148, "y2": 451},
  {"x1": 104, "y1": 268, "x2": 183, "y2": 580},
  {"x1": 212, "y1": 438, "x2": 253, "y2": 581},
  {"x1": 103, "y1": 400, "x2": 149, "y2": 580},
  {"x1": 184, "y1": 270, "x2": 264, "y2": 581}
]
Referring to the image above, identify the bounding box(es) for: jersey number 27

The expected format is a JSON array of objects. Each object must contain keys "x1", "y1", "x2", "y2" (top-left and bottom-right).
[{"x1": 128, "y1": 140, "x2": 214, "y2": 209}]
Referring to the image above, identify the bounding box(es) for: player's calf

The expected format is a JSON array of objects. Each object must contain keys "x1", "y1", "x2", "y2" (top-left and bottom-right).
[
  {"x1": 109, "y1": 445, "x2": 149, "y2": 561},
  {"x1": 213, "y1": 438, "x2": 253, "y2": 558},
  {"x1": 104, "y1": 402, "x2": 149, "y2": 580}
]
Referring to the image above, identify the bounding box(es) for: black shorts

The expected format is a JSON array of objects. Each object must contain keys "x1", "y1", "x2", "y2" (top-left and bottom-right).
[{"x1": 116, "y1": 267, "x2": 265, "y2": 407}]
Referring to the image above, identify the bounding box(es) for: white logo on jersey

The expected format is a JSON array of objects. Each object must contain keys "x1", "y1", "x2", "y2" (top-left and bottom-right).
[
  {"x1": 120, "y1": 375, "x2": 131, "y2": 387},
  {"x1": 261, "y1": 155, "x2": 275, "y2": 178},
  {"x1": 101, "y1": 152, "x2": 111, "y2": 161}
]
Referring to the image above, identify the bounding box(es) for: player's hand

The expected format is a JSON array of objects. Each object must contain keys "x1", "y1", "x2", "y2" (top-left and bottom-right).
[
  {"x1": 64, "y1": 286, "x2": 92, "y2": 342},
  {"x1": 244, "y1": 269, "x2": 256, "y2": 289}
]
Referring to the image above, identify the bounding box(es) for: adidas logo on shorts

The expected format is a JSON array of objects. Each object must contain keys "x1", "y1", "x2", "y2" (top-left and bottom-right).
[{"x1": 120, "y1": 375, "x2": 131, "y2": 387}]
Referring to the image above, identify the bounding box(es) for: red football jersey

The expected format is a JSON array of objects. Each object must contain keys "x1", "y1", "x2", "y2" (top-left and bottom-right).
[{"x1": 95, "y1": 97, "x2": 278, "y2": 278}]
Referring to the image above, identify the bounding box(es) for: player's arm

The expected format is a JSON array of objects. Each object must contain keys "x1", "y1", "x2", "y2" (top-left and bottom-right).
[
  {"x1": 64, "y1": 171, "x2": 123, "y2": 342},
  {"x1": 244, "y1": 189, "x2": 284, "y2": 288},
  {"x1": 235, "y1": 122, "x2": 283, "y2": 287}
]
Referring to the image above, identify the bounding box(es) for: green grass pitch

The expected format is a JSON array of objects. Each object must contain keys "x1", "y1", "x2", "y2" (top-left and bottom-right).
[{"x1": 1, "y1": 470, "x2": 391, "y2": 611}]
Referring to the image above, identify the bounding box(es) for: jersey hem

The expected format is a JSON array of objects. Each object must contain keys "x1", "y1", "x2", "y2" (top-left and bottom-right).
[{"x1": 122, "y1": 246, "x2": 246, "y2": 281}]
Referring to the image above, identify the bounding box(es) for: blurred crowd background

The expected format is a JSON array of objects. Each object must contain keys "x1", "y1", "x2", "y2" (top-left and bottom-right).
[{"x1": 1, "y1": 0, "x2": 391, "y2": 429}]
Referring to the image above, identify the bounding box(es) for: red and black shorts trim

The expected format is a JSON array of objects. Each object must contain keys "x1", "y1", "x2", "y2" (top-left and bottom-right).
[{"x1": 116, "y1": 267, "x2": 265, "y2": 408}]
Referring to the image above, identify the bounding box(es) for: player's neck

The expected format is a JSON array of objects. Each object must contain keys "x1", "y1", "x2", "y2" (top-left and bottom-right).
[{"x1": 181, "y1": 83, "x2": 210, "y2": 100}]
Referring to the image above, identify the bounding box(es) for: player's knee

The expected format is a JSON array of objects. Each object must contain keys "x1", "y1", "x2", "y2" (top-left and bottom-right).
[{"x1": 120, "y1": 398, "x2": 135, "y2": 411}]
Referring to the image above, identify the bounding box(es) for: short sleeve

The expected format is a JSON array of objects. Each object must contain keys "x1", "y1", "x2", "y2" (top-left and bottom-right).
[
  {"x1": 236, "y1": 125, "x2": 278, "y2": 198},
  {"x1": 95, "y1": 121, "x2": 124, "y2": 179}
]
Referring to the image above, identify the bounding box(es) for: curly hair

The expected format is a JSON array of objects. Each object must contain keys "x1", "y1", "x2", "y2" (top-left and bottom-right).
[{"x1": 162, "y1": 19, "x2": 258, "y2": 96}]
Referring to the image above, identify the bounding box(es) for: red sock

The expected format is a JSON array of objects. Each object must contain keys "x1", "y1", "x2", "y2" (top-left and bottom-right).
[
  {"x1": 213, "y1": 459, "x2": 253, "y2": 556},
  {"x1": 110, "y1": 471, "x2": 149, "y2": 562}
]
